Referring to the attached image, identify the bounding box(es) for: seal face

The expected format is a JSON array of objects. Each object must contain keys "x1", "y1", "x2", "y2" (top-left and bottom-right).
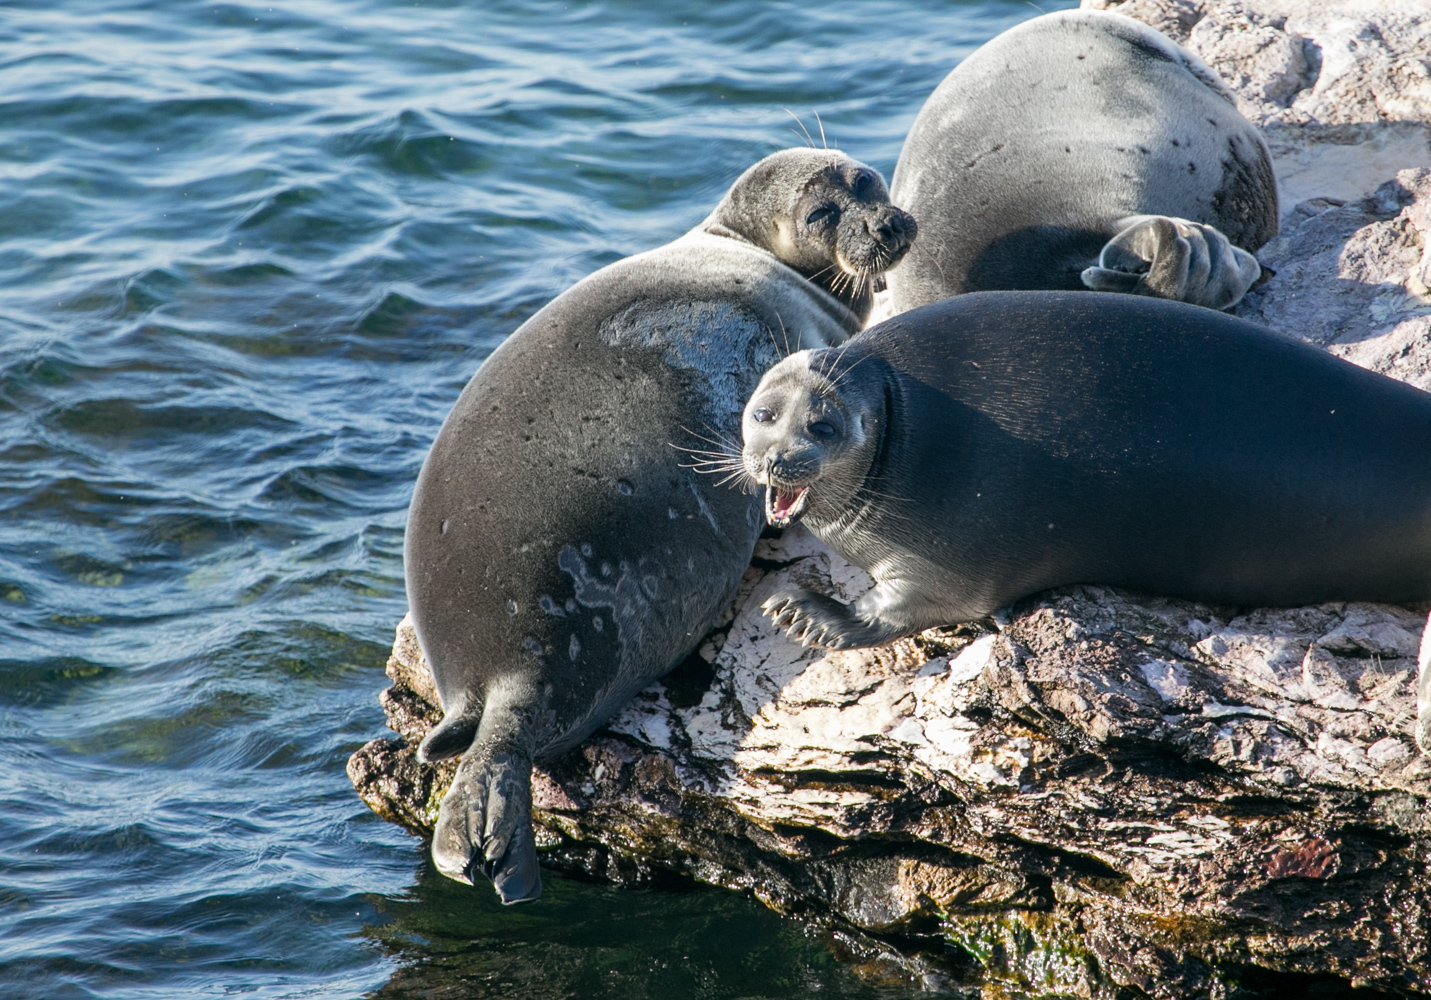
[
  {"x1": 405, "y1": 148, "x2": 913, "y2": 903},
  {"x1": 706, "y1": 152, "x2": 916, "y2": 321},
  {"x1": 886, "y1": 10, "x2": 1277, "y2": 313},
  {"x1": 744, "y1": 291, "x2": 1431, "y2": 651},
  {"x1": 744, "y1": 354, "x2": 879, "y2": 533}
]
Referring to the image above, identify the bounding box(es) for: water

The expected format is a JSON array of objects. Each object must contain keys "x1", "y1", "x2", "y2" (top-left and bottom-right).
[{"x1": 0, "y1": 2, "x2": 1073, "y2": 996}]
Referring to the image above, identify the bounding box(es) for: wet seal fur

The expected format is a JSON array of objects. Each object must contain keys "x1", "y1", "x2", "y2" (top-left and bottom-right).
[
  {"x1": 405, "y1": 149, "x2": 913, "y2": 903},
  {"x1": 887, "y1": 10, "x2": 1277, "y2": 313},
  {"x1": 742, "y1": 291, "x2": 1431, "y2": 653}
]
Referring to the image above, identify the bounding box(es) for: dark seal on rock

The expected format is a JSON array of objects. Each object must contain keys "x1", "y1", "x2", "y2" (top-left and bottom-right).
[
  {"x1": 741, "y1": 291, "x2": 1431, "y2": 650},
  {"x1": 887, "y1": 10, "x2": 1277, "y2": 313},
  {"x1": 404, "y1": 148, "x2": 914, "y2": 902}
]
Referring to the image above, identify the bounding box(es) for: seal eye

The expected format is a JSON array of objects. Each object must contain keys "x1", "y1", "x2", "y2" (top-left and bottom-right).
[
  {"x1": 806, "y1": 205, "x2": 838, "y2": 226},
  {"x1": 753, "y1": 407, "x2": 777, "y2": 424},
  {"x1": 808, "y1": 421, "x2": 837, "y2": 438},
  {"x1": 852, "y1": 171, "x2": 872, "y2": 196}
]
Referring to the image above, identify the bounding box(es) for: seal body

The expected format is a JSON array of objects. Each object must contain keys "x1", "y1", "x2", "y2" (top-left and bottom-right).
[
  {"x1": 742, "y1": 292, "x2": 1431, "y2": 650},
  {"x1": 406, "y1": 149, "x2": 914, "y2": 902},
  {"x1": 887, "y1": 10, "x2": 1277, "y2": 313}
]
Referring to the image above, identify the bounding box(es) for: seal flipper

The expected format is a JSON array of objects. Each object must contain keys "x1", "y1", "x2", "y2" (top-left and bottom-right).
[
  {"x1": 417, "y1": 705, "x2": 482, "y2": 764},
  {"x1": 762, "y1": 588, "x2": 908, "y2": 650},
  {"x1": 1082, "y1": 215, "x2": 1260, "y2": 311},
  {"x1": 431, "y1": 710, "x2": 541, "y2": 905}
]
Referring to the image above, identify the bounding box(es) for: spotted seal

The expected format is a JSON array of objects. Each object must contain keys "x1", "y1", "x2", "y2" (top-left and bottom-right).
[
  {"x1": 887, "y1": 10, "x2": 1277, "y2": 313},
  {"x1": 405, "y1": 148, "x2": 914, "y2": 902},
  {"x1": 740, "y1": 291, "x2": 1431, "y2": 650}
]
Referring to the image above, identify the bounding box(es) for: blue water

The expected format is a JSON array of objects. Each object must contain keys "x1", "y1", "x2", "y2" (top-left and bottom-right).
[{"x1": 0, "y1": 2, "x2": 1074, "y2": 996}]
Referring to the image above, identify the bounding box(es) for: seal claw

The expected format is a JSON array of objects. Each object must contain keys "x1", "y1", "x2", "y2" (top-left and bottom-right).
[
  {"x1": 761, "y1": 587, "x2": 906, "y2": 650},
  {"x1": 1083, "y1": 215, "x2": 1261, "y2": 311}
]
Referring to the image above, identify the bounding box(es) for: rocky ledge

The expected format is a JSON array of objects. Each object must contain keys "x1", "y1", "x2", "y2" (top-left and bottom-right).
[{"x1": 350, "y1": 1, "x2": 1431, "y2": 996}]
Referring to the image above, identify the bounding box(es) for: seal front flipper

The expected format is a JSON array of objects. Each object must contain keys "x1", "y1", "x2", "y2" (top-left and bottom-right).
[
  {"x1": 762, "y1": 588, "x2": 907, "y2": 650},
  {"x1": 1082, "y1": 215, "x2": 1261, "y2": 311},
  {"x1": 431, "y1": 714, "x2": 540, "y2": 905}
]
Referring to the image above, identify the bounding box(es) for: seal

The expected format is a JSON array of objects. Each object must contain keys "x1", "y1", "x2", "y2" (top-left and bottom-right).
[
  {"x1": 405, "y1": 148, "x2": 914, "y2": 902},
  {"x1": 740, "y1": 291, "x2": 1431, "y2": 650},
  {"x1": 886, "y1": 10, "x2": 1277, "y2": 313}
]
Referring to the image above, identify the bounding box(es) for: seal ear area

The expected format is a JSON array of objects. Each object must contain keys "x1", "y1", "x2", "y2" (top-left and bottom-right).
[
  {"x1": 416, "y1": 705, "x2": 483, "y2": 764},
  {"x1": 431, "y1": 741, "x2": 541, "y2": 905},
  {"x1": 703, "y1": 148, "x2": 844, "y2": 248}
]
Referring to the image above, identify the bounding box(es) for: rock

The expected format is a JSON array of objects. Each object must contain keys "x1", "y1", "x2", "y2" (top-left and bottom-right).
[
  {"x1": 352, "y1": 536, "x2": 1431, "y2": 997},
  {"x1": 353, "y1": 3, "x2": 1431, "y2": 996},
  {"x1": 1237, "y1": 167, "x2": 1431, "y2": 388}
]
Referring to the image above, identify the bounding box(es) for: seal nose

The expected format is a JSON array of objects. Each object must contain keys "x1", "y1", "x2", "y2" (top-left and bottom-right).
[{"x1": 866, "y1": 208, "x2": 915, "y2": 250}]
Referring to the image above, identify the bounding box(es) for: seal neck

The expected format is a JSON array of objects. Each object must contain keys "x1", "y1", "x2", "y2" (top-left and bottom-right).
[
  {"x1": 804, "y1": 356, "x2": 898, "y2": 542},
  {"x1": 699, "y1": 216, "x2": 873, "y2": 328}
]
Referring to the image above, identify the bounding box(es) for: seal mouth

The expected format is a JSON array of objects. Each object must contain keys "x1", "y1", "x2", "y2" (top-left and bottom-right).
[{"x1": 765, "y1": 485, "x2": 810, "y2": 527}]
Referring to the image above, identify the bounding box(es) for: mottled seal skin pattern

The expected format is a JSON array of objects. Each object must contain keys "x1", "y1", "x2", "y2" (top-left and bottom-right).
[
  {"x1": 887, "y1": 9, "x2": 1277, "y2": 314},
  {"x1": 405, "y1": 148, "x2": 913, "y2": 903},
  {"x1": 742, "y1": 291, "x2": 1431, "y2": 651}
]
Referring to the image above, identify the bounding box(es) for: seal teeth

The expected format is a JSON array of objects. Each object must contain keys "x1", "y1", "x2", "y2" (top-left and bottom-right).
[{"x1": 765, "y1": 485, "x2": 811, "y2": 527}]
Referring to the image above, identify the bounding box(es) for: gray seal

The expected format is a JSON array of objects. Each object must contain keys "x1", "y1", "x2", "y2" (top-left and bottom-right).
[
  {"x1": 740, "y1": 291, "x2": 1431, "y2": 650},
  {"x1": 887, "y1": 10, "x2": 1277, "y2": 313},
  {"x1": 405, "y1": 148, "x2": 914, "y2": 903}
]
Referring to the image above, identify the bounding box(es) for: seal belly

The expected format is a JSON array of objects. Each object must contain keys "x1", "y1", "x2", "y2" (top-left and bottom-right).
[{"x1": 407, "y1": 315, "x2": 759, "y2": 756}]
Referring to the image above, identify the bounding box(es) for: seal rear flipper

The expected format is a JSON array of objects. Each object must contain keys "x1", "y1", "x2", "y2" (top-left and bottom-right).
[
  {"x1": 431, "y1": 737, "x2": 541, "y2": 904},
  {"x1": 417, "y1": 706, "x2": 482, "y2": 764}
]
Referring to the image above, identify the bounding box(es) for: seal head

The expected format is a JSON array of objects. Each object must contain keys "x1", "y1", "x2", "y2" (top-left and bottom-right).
[
  {"x1": 742, "y1": 349, "x2": 884, "y2": 530},
  {"x1": 705, "y1": 149, "x2": 917, "y2": 324}
]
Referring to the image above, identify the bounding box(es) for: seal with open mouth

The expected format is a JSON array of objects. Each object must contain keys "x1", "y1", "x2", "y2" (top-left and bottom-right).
[
  {"x1": 404, "y1": 147, "x2": 914, "y2": 904},
  {"x1": 742, "y1": 290, "x2": 1431, "y2": 651}
]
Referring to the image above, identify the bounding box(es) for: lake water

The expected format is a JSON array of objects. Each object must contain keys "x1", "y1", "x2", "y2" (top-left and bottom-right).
[{"x1": 0, "y1": 2, "x2": 1075, "y2": 996}]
